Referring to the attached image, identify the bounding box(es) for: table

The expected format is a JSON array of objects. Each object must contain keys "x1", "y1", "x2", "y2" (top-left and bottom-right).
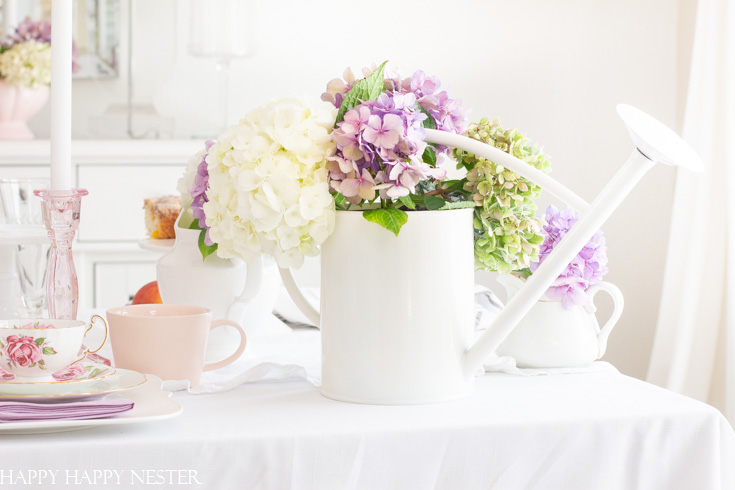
[{"x1": 0, "y1": 361, "x2": 733, "y2": 490}]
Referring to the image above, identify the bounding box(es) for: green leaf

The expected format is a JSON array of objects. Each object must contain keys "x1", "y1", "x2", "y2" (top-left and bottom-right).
[
  {"x1": 398, "y1": 195, "x2": 416, "y2": 210},
  {"x1": 437, "y1": 200, "x2": 477, "y2": 210},
  {"x1": 35, "y1": 337, "x2": 45, "y2": 346},
  {"x1": 188, "y1": 219, "x2": 202, "y2": 230},
  {"x1": 365, "y1": 61, "x2": 389, "y2": 100},
  {"x1": 419, "y1": 106, "x2": 436, "y2": 129},
  {"x1": 362, "y1": 208, "x2": 408, "y2": 236},
  {"x1": 424, "y1": 195, "x2": 447, "y2": 210},
  {"x1": 336, "y1": 61, "x2": 388, "y2": 124},
  {"x1": 89, "y1": 368, "x2": 103, "y2": 378},
  {"x1": 334, "y1": 192, "x2": 349, "y2": 211},
  {"x1": 42, "y1": 346, "x2": 57, "y2": 356},
  {"x1": 422, "y1": 146, "x2": 437, "y2": 167},
  {"x1": 443, "y1": 179, "x2": 466, "y2": 193},
  {"x1": 198, "y1": 229, "x2": 218, "y2": 260}
]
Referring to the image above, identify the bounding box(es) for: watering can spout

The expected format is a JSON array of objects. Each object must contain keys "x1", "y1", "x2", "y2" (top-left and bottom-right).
[
  {"x1": 460, "y1": 105, "x2": 704, "y2": 377},
  {"x1": 461, "y1": 148, "x2": 656, "y2": 377}
]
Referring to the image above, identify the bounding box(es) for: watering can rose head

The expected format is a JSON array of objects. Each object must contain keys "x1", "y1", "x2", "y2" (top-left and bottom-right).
[
  {"x1": 0, "y1": 18, "x2": 79, "y2": 89},
  {"x1": 524, "y1": 205, "x2": 609, "y2": 309}
]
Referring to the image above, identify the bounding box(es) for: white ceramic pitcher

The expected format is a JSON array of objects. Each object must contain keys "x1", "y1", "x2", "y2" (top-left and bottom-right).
[
  {"x1": 495, "y1": 275, "x2": 624, "y2": 368},
  {"x1": 157, "y1": 226, "x2": 285, "y2": 361}
]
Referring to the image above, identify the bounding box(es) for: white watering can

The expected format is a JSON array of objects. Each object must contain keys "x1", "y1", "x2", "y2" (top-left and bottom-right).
[{"x1": 281, "y1": 105, "x2": 704, "y2": 404}]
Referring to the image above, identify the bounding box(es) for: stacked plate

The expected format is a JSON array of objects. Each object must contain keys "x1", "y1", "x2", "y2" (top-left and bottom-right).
[{"x1": 0, "y1": 361, "x2": 182, "y2": 434}]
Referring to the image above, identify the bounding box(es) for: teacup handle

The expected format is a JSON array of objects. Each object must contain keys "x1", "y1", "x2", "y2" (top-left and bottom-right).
[
  {"x1": 74, "y1": 314, "x2": 109, "y2": 364},
  {"x1": 586, "y1": 281, "x2": 624, "y2": 359},
  {"x1": 203, "y1": 320, "x2": 247, "y2": 371}
]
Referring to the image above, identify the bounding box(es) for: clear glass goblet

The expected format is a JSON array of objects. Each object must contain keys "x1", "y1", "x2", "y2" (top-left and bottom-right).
[{"x1": 0, "y1": 178, "x2": 50, "y2": 317}]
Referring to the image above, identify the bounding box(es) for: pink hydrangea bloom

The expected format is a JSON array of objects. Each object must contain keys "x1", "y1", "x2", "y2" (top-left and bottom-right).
[{"x1": 325, "y1": 66, "x2": 468, "y2": 205}]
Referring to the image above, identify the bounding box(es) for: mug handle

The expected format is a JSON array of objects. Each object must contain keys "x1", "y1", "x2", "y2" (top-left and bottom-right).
[
  {"x1": 74, "y1": 314, "x2": 109, "y2": 364},
  {"x1": 203, "y1": 320, "x2": 247, "y2": 371},
  {"x1": 585, "y1": 281, "x2": 624, "y2": 359}
]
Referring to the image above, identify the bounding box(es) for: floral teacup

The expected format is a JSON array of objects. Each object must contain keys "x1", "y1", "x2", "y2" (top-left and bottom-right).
[{"x1": 0, "y1": 316, "x2": 108, "y2": 379}]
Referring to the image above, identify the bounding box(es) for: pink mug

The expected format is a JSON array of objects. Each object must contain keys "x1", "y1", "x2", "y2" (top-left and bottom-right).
[{"x1": 106, "y1": 304, "x2": 246, "y2": 386}]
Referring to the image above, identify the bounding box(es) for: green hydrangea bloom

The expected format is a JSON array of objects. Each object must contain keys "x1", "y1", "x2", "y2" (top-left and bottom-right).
[{"x1": 455, "y1": 118, "x2": 552, "y2": 273}]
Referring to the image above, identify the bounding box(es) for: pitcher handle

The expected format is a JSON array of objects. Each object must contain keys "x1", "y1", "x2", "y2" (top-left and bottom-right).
[
  {"x1": 279, "y1": 267, "x2": 320, "y2": 327},
  {"x1": 225, "y1": 257, "x2": 263, "y2": 323},
  {"x1": 586, "y1": 281, "x2": 624, "y2": 358},
  {"x1": 234, "y1": 257, "x2": 263, "y2": 304}
]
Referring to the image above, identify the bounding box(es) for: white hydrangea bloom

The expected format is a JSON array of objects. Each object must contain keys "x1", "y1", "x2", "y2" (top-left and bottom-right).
[
  {"x1": 204, "y1": 97, "x2": 337, "y2": 269},
  {"x1": 0, "y1": 41, "x2": 51, "y2": 89}
]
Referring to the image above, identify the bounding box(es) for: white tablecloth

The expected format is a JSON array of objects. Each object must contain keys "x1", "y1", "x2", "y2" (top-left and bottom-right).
[{"x1": 1, "y1": 328, "x2": 733, "y2": 490}]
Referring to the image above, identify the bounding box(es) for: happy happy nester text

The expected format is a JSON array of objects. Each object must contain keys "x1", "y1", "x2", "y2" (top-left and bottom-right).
[{"x1": 0, "y1": 469, "x2": 202, "y2": 486}]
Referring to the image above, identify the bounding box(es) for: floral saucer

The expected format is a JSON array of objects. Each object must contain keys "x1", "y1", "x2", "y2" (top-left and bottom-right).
[
  {"x1": 0, "y1": 362, "x2": 115, "y2": 384},
  {"x1": 0, "y1": 367, "x2": 146, "y2": 402}
]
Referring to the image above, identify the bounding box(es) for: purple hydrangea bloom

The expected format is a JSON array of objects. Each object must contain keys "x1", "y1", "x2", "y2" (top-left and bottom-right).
[
  {"x1": 13, "y1": 18, "x2": 52, "y2": 44},
  {"x1": 325, "y1": 65, "x2": 468, "y2": 204},
  {"x1": 190, "y1": 140, "x2": 215, "y2": 245},
  {"x1": 1, "y1": 18, "x2": 79, "y2": 72},
  {"x1": 529, "y1": 205, "x2": 608, "y2": 309}
]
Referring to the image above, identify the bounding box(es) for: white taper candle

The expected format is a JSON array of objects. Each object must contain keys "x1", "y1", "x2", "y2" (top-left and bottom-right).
[
  {"x1": 50, "y1": 0, "x2": 73, "y2": 191},
  {"x1": 2, "y1": 0, "x2": 16, "y2": 35}
]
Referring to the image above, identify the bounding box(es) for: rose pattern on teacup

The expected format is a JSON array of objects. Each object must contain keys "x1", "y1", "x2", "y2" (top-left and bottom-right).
[
  {"x1": 13, "y1": 321, "x2": 56, "y2": 329},
  {"x1": 52, "y1": 362, "x2": 86, "y2": 381},
  {"x1": 0, "y1": 334, "x2": 57, "y2": 371},
  {"x1": 0, "y1": 367, "x2": 14, "y2": 381},
  {"x1": 84, "y1": 351, "x2": 112, "y2": 367},
  {"x1": 52, "y1": 362, "x2": 113, "y2": 381}
]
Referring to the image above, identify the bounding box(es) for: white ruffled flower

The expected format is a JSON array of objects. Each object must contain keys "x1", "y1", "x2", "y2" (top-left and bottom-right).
[
  {"x1": 0, "y1": 41, "x2": 51, "y2": 89},
  {"x1": 204, "y1": 97, "x2": 337, "y2": 268}
]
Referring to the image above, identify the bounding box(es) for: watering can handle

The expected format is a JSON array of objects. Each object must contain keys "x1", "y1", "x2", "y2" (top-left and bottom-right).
[
  {"x1": 586, "y1": 281, "x2": 624, "y2": 359},
  {"x1": 279, "y1": 267, "x2": 320, "y2": 327}
]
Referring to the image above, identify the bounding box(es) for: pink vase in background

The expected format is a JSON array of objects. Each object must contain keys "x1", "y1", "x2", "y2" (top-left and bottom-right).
[{"x1": 0, "y1": 80, "x2": 49, "y2": 140}]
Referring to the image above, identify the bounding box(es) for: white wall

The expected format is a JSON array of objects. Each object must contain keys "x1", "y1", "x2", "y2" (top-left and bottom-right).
[{"x1": 28, "y1": 0, "x2": 689, "y2": 380}]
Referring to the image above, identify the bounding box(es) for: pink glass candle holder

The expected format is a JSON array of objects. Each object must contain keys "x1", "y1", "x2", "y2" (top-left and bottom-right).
[{"x1": 33, "y1": 189, "x2": 88, "y2": 320}]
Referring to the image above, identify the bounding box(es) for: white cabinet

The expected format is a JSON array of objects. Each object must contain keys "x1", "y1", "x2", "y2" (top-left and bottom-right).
[
  {"x1": 0, "y1": 139, "x2": 204, "y2": 310},
  {"x1": 77, "y1": 164, "x2": 183, "y2": 242},
  {"x1": 94, "y1": 262, "x2": 157, "y2": 308}
]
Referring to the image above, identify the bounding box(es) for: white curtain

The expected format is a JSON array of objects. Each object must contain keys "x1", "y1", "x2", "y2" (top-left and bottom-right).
[{"x1": 647, "y1": 0, "x2": 735, "y2": 422}]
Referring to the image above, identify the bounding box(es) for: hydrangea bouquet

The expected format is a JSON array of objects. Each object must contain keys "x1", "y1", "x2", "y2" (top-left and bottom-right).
[
  {"x1": 0, "y1": 18, "x2": 78, "y2": 89},
  {"x1": 179, "y1": 62, "x2": 476, "y2": 268},
  {"x1": 178, "y1": 61, "x2": 609, "y2": 301}
]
